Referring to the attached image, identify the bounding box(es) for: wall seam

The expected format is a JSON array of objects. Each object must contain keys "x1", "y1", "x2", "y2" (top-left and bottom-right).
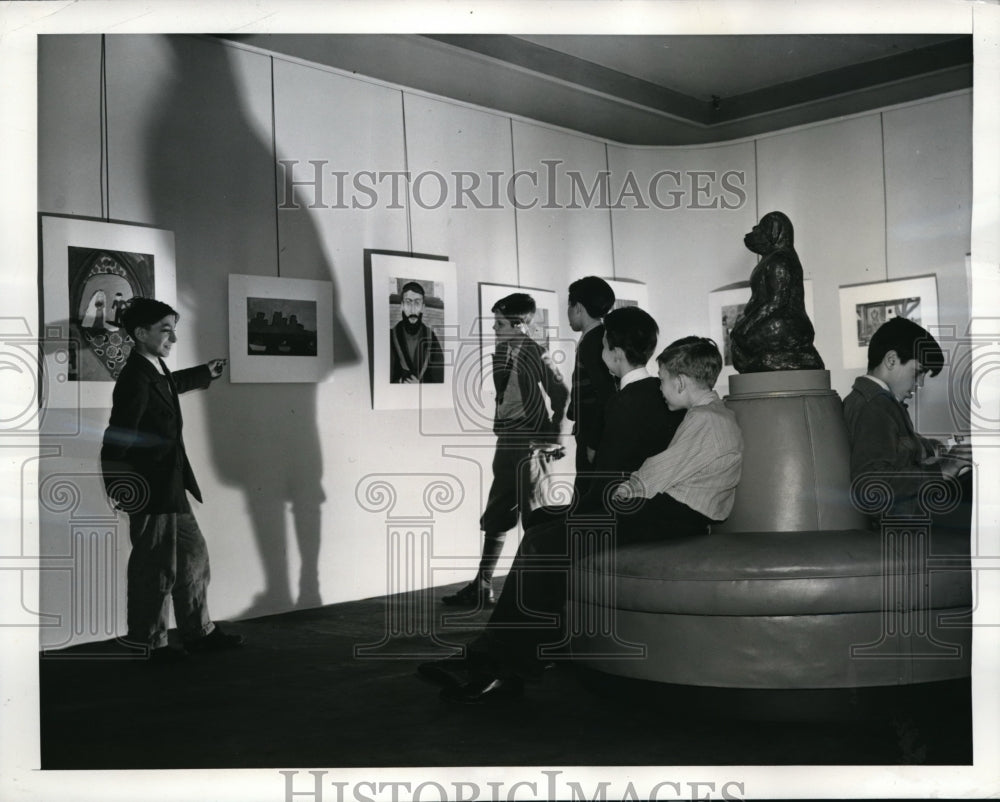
[
  {"x1": 270, "y1": 56, "x2": 281, "y2": 278},
  {"x1": 401, "y1": 91, "x2": 413, "y2": 254},
  {"x1": 510, "y1": 117, "x2": 521, "y2": 286},
  {"x1": 880, "y1": 111, "x2": 889, "y2": 282},
  {"x1": 605, "y1": 142, "x2": 617, "y2": 279}
]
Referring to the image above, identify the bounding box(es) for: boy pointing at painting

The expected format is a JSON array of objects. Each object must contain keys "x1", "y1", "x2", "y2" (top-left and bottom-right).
[{"x1": 101, "y1": 297, "x2": 244, "y2": 662}]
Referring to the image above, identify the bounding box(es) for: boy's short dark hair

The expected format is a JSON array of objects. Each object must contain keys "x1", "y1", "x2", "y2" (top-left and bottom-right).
[
  {"x1": 657, "y1": 336, "x2": 722, "y2": 390},
  {"x1": 121, "y1": 297, "x2": 178, "y2": 339},
  {"x1": 867, "y1": 317, "x2": 944, "y2": 376},
  {"x1": 399, "y1": 281, "x2": 425, "y2": 297},
  {"x1": 492, "y1": 293, "x2": 536, "y2": 325},
  {"x1": 603, "y1": 306, "x2": 658, "y2": 367},
  {"x1": 568, "y1": 276, "x2": 615, "y2": 319}
]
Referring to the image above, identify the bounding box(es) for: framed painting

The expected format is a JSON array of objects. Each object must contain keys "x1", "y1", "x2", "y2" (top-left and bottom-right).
[
  {"x1": 601, "y1": 277, "x2": 649, "y2": 311},
  {"x1": 476, "y1": 282, "x2": 572, "y2": 416},
  {"x1": 367, "y1": 252, "x2": 457, "y2": 410},
  {"x1": 709, "y1": 279, "x2": 816, "y2": 386},
  {"x1": 228, "y1": 274, "x2": 333, "y2": 383},
  {"x1": 838, "y1": 275, "x2": 938, "y2": 369},
  {"x1": 40, "y1": 214, "x2": 177, "y2": 409}
]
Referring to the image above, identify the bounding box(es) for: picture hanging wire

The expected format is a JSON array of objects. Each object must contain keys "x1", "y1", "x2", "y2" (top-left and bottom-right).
[{"x1": 99, "y1": 34, "x2": 110, "y2": 220}]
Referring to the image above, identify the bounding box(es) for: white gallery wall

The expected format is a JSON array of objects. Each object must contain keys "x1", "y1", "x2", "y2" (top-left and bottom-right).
[{"x1": 36, "y1": 34, "x2": 972, "y2": 648}]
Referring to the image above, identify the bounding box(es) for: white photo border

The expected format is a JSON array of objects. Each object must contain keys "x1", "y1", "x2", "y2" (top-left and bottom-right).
[
  {"x1": 40, "y1": 214, "x2": 177, "y2": 409},
  {"x1": 838, "y1": 274, "x2": 939, "y2": 369},
  {"x1": 369, "y1": 252, "x2": 457, "y2": 410},
  {"x1": 228, "y1": 273, "x2": 334, "y2": 383}
]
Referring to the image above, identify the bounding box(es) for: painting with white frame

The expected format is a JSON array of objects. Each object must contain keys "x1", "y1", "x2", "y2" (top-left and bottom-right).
[
  {"x1": 229, "y1": 274, "x2": 333, "y2": 383},
  {"x1": 369, "y1": 253, "x2": 457, "y2": 410},
  {"x1": 838, "y1": 275, "x2": 938, "y2": 369},
  {"x1": 40, "y1": 215, "x2": 177, "y2": 409},
  {"x1": 601, "y1": 277, "x2": 649, "y2": 312},
  {"x1": 709, "y1": 279, "x2": 816, "y2": 389},
  {"x1": 476, "y1": 282, "x2": 573, "y2": 417}
]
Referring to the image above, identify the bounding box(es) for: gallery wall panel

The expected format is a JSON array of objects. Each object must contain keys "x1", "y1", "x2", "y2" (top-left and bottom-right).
[{"x1": 607, "y1": 140, "x2": 758, "y2": 358}]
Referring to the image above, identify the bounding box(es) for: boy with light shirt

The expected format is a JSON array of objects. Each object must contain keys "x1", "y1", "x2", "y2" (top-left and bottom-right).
[
  {"x1": 101, "y1": 298, "x2": 244, "y2": 663},
  {"x1": 613, "y1": 336, "x2": 743, "y2": 541}
]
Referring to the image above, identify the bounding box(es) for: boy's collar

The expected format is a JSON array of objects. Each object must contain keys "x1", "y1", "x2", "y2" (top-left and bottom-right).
[
  {"x1": 862, "y1": 374, "x2": 892, "y2": 394},
  {"x1": 619, "y1": 365, "x2": 650, "y2": 389},
  {"x1": 689, "y1": 389, "x2": 720, "y2": 408}
]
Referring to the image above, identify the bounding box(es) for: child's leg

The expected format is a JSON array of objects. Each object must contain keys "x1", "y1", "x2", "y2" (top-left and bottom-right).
[
  {"x1": 476, "y1": 437, "x2": 530, "y2": 582},
  {"x1": 125, "y1": 513, "x2": 177, "y2": 649},
  {"x1": 616, "y1": 493, "x2": 712, "y2": 545},
  {"x1": 172, "y1": 512, "x2": 213, "y2": 642}
]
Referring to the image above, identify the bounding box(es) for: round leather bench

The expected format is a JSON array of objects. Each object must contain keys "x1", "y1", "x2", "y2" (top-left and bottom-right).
[
  {"x1": 572, "y1": 528, "x2": 971, "y2": 688},
  {"x1": 572, "y1": 370, "x2": 973, "y2": 689}
]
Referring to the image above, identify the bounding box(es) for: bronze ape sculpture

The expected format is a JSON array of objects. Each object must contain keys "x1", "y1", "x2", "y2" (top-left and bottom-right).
[{"x1": 730, "y1": 211, "x2": 824, "y2": 372}]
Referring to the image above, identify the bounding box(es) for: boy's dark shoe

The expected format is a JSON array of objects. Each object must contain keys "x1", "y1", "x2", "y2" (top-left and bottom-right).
[
  {"x1": 185, "y1": 624, "x2": 245, "y2": 653},
  {"x1": 417, "y1": 656, "x2": 470, "y2": 688},
  {"x1": 441, "y1": 579, "x2": 495, "y2": 607},
  {"x1": 440, "y1": 672, "x2": 524, "y2": 705},
  {"x1": 149, "y1": 646, "x2": 189, "y2": 665}
]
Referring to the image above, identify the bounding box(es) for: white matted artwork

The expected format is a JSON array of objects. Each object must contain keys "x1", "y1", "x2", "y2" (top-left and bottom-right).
[
  {"x1": 369, "y1": 253, "x2": 457, "y2": 410},
  {"x1": 838, "y1": 275, "x2": 938, "y2": 369},
  {"x1": 40, "y1": 214, "x2": 177, "y2": 409},
  {"x1": 476, "y1": 282, "x2": 572, "y2": 410},
  {"x1": 228, "y1": 274, "x2": 333, "y2": 383},
  {"x1": 709, "y1": 280, "x2": 815, "y2": 385},
  {"x1": 601, "y1": 277, "x2": 649, "y2": 311}
]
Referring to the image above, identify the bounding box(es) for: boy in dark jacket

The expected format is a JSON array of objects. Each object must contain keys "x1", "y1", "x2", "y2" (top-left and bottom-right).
[
  {"x1": 101, "y1": 298, "x2": 244, "y2": 662},
  {"x1": 566, "y1": 276, "x2": 617, "y2": 501}
]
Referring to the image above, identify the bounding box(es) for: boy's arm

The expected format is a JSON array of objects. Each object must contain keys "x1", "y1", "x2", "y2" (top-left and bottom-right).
[
  {"x1": 539, "y1": 349, "x2": 569, "y2": 433},
  {"x1": 848, "y1": 399, "x2": 944, "y2": 501},
  {"x1": 622, "y1": 411, "x2": 717, "y2": 499},
  {"x1": 101, "y1": 378, "x2": 152, "y2": 505},
  {"x1": 172, "y1": 361, "x2": 221, "y2": 393}
]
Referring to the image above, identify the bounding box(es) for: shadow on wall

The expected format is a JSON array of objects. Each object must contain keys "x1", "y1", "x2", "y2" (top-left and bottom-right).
[{"x1": 141, "y1": 37, "x2": 359, "y2": 616}]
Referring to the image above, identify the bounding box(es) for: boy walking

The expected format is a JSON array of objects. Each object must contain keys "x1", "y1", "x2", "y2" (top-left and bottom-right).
[
  {"x1": 442, "y1": 293, "x2": 568, "y2": 607},
  {"x1": 101, "y1": 298, "x2": 244, "y2": 662}
]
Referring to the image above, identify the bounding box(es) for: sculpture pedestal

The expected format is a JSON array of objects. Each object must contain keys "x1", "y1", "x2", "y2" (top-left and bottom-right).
[{"x1": 716, "y1": 369, "x2": 867, "y2": 533}]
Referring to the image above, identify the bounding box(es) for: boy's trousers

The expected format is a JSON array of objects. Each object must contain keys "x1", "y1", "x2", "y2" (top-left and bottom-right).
[{"x1": 126, "y1": 512, "x2": 214, "y2": 648}]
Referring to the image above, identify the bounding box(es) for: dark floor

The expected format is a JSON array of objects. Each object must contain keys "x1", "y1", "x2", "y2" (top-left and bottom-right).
[{"x1": 39, "y1": 580, "x2": 972, "y2": 769}]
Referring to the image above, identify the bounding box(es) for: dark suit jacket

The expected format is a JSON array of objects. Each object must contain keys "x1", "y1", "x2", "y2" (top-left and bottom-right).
[
  {"x1": 101, "y1": 350, "x2": 213, "y2": 514},
  {"x1": 842, "y1": 375, "x2": 941, "y2": 517},
  {"x1": 492, "y1": 335, "x2": 569, "y2": 438},
  {"x1": 578, "y1": 375, "x2": 685, "y2": 514},
  {"x1": 567, "y1": 324, "x2": 616, "y2": 451}
]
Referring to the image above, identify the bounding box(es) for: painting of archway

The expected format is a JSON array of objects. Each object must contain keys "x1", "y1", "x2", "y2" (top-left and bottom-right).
[{"x1": 41, "y1": 215, "x2": 176, "y2": 408}]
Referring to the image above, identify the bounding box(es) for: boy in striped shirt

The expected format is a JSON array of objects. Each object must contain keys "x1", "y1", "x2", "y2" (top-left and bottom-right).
[{"x1": 612, "y1": 336, "x2": 743, "y2": 540}]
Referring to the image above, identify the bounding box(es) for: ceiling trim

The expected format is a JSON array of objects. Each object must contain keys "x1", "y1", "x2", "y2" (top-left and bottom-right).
[{"x1": 221, "y1": 33, "x2": 972, "y2": 146}]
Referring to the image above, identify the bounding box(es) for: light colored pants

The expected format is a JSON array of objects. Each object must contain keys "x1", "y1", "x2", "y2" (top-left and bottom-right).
[{"x1": 126, "y1": 512, "x2": 214, "y2": 648}]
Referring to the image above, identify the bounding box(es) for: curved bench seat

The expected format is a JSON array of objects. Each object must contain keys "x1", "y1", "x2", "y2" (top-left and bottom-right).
[
  {"x1": 572, "y1": 371, "x2": 972, "y2": 690},
  {"x1": 592, "y1": 528, "x2": 971, "y2": 617},
  {"x1": 572, "y1": 529, "x2": 971, "y2": 689}
]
